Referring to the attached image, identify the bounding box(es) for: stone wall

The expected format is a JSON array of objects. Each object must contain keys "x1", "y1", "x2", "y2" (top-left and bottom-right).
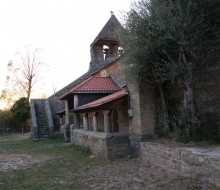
[
  {"x1": 139, "y1": 84, "x2": 157, "y2": 135},
  {"x1": 30, "y1": 100, "x2": 38, "y2": 140},
  {"x1": 34, "y1": 99, "x2": 46, "y2": 115},
  {"x1": 94, "y1": 60, "x2": 156, "y2": 154},
  {"x1": 48, "y1": 96, "x2": 65, "y2": 131},
  {"x1": 140, "y1": 142, "x2": 220, "y2": 187},
  {"x1": 196, "y1": 61, "x2": 220, "y2": 140},
  {"x1": 71, "y1": 129, "x2": 130, "y2": 159}
]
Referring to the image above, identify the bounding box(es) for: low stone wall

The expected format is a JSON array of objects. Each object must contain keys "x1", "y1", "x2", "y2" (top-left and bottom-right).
[
  {"x1": 71, "y1": 129, "x2": 130, "y2": 159},
  {"x1": 140, "y1": 142, "x2": 220, "y2": 187}
]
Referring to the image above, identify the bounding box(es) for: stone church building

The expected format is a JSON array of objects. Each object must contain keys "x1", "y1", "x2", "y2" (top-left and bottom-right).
[
  {"x1": 30, "y1": 13, "x2": 220, "y2": 159},
  {"x1": 30, "y1": 14, "x2": 156, "y2": 159}
]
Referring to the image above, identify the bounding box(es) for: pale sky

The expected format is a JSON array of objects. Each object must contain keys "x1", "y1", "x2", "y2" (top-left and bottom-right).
[{"x1": 0, "y1": 0, "x2": 133, "y2": 104}]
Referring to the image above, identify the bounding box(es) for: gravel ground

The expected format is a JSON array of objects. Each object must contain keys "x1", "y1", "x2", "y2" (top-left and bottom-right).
[
  {"x1": 76, "y1": 157, "x2": 217, "y2": 190},
  {"x1": 0, "y1": 154, "x2": 50, "y2": 172},
  {"x1": 0, "y1": 133, "x2": 218, "y2": 190}
]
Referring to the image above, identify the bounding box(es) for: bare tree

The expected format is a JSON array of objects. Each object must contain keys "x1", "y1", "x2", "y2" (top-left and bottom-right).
[
  {"x1": 52, "y1": 84, "x2": 57, "y2": 95},
  {"x1": 14, "y1": 48, "x2": 44, "y2": 101}
]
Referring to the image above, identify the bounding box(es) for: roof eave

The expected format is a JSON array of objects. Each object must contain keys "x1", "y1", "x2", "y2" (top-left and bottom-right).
[{"x1": 72, "y1": 94, "x2": 128, "y2": 113}]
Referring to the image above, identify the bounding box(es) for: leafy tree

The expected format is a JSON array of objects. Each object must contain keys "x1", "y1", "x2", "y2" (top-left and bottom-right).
[
  {"x1": 123, "y1": 0, "x2": 220, "y2": 137},
  {"x1": 10, "y1": 97, "x2": 30, "y2": 133},
  {"x1": 0, "y1": 109, "x2": 13, "y2": 133}
]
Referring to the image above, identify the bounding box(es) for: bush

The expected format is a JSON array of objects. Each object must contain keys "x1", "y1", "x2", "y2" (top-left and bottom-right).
[
  {"x1": 170, "y1": 109, "x2": 202, "y2": 143},
  {"x1": 0, "y1": 110, "x2": 14, "y2": 133}
]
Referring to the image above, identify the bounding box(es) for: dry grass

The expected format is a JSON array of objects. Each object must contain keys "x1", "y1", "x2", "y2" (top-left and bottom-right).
[{"x1": 0, "y1": 133, "x2": 217, "y2": 190}]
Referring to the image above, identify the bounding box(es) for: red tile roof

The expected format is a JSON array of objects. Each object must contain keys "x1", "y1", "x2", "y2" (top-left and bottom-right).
[
  {"x1": 60, "y1": 76, "x2": 121, "y2": 100},
  {"x1": 73, "y1": 89, "x2": 127, "y2": 111}
]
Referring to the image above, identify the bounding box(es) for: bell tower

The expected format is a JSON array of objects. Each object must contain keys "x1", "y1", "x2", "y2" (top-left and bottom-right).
[{"x1": 89, "y1": 12, "x2": 123, "y2": 70}]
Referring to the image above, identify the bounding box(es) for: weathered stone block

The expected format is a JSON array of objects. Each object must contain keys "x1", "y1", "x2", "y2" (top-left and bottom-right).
[
  {"x1": 181, "y1": 150, "x2": 205, "y2": 166},
  {"x1": 71, "y1": 129, "x2": 129, "y2": 159},
  {"x1": 140, "y1": 142, "x2": 220, "y2": 187}
]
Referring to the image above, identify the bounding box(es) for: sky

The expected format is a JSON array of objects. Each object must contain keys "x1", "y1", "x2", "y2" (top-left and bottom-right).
[{"x1": 0, "y1": 0, "x2": 133, "y2": 107}]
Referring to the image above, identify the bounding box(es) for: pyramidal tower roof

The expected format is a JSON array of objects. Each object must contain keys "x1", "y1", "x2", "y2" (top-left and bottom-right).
[{"x1": 91, "y1": 13, "x2": 123, "y2": 45}]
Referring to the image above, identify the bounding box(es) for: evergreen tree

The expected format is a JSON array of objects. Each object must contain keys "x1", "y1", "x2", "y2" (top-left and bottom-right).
[
  {"x1": 10, "y1": 97, "x2": 30, "y2": 133},
  {"x1": 123, "y1": 0, "x2": 220, "y2": 136}
]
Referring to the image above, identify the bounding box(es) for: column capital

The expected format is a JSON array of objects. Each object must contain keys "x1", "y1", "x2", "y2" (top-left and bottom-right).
[
  {"x1": 82, "y1": 112, "x2": 88, "y2": 117},
  {"x1": 91, "y1": 111, "x2": 98, "y2": 116},
  {"x1": 103, "y1": 109, "x2": 110, "y2": 116}
]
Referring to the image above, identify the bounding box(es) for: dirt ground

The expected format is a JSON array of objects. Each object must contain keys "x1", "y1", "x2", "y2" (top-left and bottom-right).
[
  {"x1": 0, "y1": 133, "x2": 218, "y2": 190},
  {"x1": 0, "y1": 133, "x2": 50, "y2": 172},
  {"x1": 77, "y1": 157, "x2": 217, "y2": 190},
  {"x1": 0, "y1": 133, "x2": 31, "y2": 142}
]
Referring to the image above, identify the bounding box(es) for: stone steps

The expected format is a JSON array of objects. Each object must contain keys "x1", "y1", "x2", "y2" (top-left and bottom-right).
[{"x1": 37, "y1": 115, "x2": 48, "y2": 139}]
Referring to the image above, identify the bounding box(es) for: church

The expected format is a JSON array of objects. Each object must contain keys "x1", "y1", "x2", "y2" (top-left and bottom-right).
[{"x1": 30, "y1": 13, "x2": 157, "y2": 159}]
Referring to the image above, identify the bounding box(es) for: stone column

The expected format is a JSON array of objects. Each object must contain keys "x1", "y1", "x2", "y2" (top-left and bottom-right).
[
  {"x1": 64, "y1": 100, "x2": 70, "y2": 142},
  {"x1": 103, "y1": 110, "x2": 111, "y2": 133},
  {"x1": 92, "y1": 112, "x2": 98, "y2": 132},
  {"x1": 74, "y1": 95, "x2": 80, "y2": 129},
  {"x1": 83, "y1": 113, "x2": 89, "y2": 131},
  {"x1": 59, "y1": 116, "x2": 63, "y2": 126},
  {"x1": 65, "y1": 100, "x2": 69, "y2": 125}
]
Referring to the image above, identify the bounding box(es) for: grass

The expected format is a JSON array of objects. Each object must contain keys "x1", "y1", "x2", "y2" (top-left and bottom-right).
[
  {"x1": 0, "y1": 133, "x2": 216, "y2": 190},
  {"x1": 0, "y1": 134, "x2": 96, "y2": 190}
]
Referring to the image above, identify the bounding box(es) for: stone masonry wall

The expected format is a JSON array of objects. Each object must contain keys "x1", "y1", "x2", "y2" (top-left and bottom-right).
[
  {"x1": 140, "y1": 142, "x2": 220, "y2": 187},
  {"x1": 94, "y1": 60, "x2": 153, "y2": 154},
  {"x1": 139, "y1": 84, "x2": 157, "y2": 135},
  {"x1": 94, "y1": 60, "x2": 142, "y2": 134},
  {"x1": 71, "y1": 129, "x2": 130, "y2": 159},
  {"x1": 48, "y1": 96, "x2": 65, "y2": 131}
]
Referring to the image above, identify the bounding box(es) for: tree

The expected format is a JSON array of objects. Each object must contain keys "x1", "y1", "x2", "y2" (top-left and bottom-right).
[
  {"x1": 0, "y1": 109, "x2": 13, "y2": 133},
  {"x1": 0, "y1": 61, "x2": 18, "y2": 109},
  {"x1": 10, "y1": 97, "x2": 30, "y2": 133},
  {"x1": 123, "y1": 0, "x2": 220, "y2": 137},
  {"x1": 14, "y1": 48, "x2": 44, "y2": 101},
  {"x1": 0, "y1": 48, "x2": 44, "y2": 108}
]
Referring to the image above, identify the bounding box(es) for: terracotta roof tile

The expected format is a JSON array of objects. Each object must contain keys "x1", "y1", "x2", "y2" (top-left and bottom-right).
[
  {"x1": 73, "y1": 89, "x2": 127, "y2": 111},
  {"x1": 60, "y1": 76, "x2": 121, "y2": 100}
]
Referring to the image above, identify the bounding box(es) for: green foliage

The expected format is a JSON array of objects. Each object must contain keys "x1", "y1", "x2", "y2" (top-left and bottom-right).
[
  {"x1": 10, "y1": 97, "x2": 30, "y2": 129},
  {"x1": 123, "y1": 0, "x2": 220, "y2": 85},
  {"x1": 123, "y1": 0, "x2": 220, "y2": 141},
  {"x1": 69, "y1": 112, "x2": 74, "y2": 124},
  {"x1": 154, "y1": 122, "x2": 167, "y2": 138},
  {"x1": 0, "y1": 135, "x2": 93, "y2": 190},
  {"x1": 170, "y1": 109, "x2": 202, "y2": 143},
  {"x1": 0, "y1": 110, "x2": 13, "y2": 130}
]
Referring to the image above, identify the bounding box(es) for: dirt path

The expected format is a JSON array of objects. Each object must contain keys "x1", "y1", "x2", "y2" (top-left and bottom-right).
[
  {"x1": 0, "y1": 133, "x2": 217, "y2": 189},
  {"x1": 0, "y1": 154, "x2": 50, "y2": 172},
  {"x1": 0, "y1": 133, "x2": 50, "y2": 172},
  {"x1": 0, "y1": 132, "x2": 31, "y2": 142},
  {"x1": 77, "y1": 158, "x2": 216, "y2": 190}
]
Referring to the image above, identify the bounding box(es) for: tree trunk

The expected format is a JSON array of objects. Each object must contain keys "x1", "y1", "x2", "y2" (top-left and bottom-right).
[
  {"x1": 22, "y1": 123, "x2": 24, "y2": 133},
  {"x1": 183, "y1": 80, "x2": 200, "y2": 126},
  {"x1": 27, "y1": 76, "x2": 32, "y2": 101},
  {"x1": 180, "y1": 49, "x2": 200, "y2": 127},
  {"x1": 157, "y1": 83, "x2": 170, "y2": 133}
]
